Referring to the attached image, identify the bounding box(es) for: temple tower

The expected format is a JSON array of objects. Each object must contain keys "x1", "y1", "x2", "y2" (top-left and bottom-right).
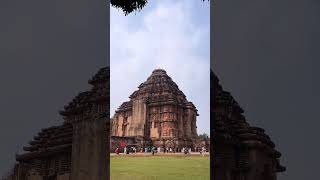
[
  {"x1": 111, "y1": 69, "x2": 199, "y2": 149},
  {"x1": 60, "y1": 67, "x2": 109, "y2": 180}
]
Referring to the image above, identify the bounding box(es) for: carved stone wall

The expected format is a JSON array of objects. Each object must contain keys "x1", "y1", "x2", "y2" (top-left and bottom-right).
[{"x1": 60, "y1": 67, "x2": 108, "y2": 180}]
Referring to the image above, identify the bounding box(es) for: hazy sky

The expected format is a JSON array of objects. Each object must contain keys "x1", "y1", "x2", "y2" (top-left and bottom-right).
[
  {"x1": 110, "y1": 0, "x2": 210, "y2": 134},
  {"x1": 213, "y1": 0, "x2": 320, "y2": 179}
]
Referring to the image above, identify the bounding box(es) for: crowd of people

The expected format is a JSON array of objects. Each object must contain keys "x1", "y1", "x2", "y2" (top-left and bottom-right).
[
  {"x1": 115, "y1": 146, "x2": 137, "y2": 155},
  {"x1": 114, "y1": 146, "x2": 207, "y2": 156}
]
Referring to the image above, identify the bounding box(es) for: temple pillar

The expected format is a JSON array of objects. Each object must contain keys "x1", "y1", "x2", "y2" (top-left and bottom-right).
[
  {"x1": 70, "y1": 115, "x2": 107, "y2": 180},
  {"x1": 185, "y1": 109, "x2": 193, "y2": 138},
  {"x1": 131, "y1": 99, "x2": 147, "y2": 136}
]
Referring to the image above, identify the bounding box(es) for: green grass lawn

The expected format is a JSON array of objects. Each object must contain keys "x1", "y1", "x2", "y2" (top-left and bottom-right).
[{"x1": 110, "y1": 155, "x2": 210, "y2": 180}]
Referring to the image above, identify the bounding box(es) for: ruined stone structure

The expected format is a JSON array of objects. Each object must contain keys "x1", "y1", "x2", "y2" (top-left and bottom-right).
[
  {"x1": 111, "y1": 69, "x2": 201, "y2": 151},
  {"x1": 7, "y1": 67, "x2": 109, "y2": 180},
  {"x1": 212, "y1": 70, "x2": 285, "y2": 180}
]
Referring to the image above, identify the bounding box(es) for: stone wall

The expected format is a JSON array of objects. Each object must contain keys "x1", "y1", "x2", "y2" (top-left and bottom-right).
[
  {"x1": 131, "y1": 99, "x2": 147, "y2": 136},
  {"x1": 57, "y1": 173, "x2": 70, "y2": 180},
  {"x1": 70, "y1": 117, "x2": 107, "y2": 180}
]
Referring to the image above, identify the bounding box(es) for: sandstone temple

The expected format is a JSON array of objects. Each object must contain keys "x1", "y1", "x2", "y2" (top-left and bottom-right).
[
  {"x1": 4, "y1": 67, "x2": 109, "y2": 180},
  {"x1": 110, "y1": 69, "x2": 208, "y2": 152},
  {"x1": 211, "y1": 70, "x2": 286, "y2": 180}
]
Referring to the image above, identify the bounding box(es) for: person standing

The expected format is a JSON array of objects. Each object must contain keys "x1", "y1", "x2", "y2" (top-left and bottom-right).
[{"x1": 124, "y1": 146, "x2": 127, "y2": 155}]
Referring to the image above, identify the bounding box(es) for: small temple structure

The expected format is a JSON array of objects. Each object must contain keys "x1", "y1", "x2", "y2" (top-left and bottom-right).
[
  {"x1": 5, "y1": 67, "x2": 109, "y2": 180},
  {"x1": 111, "y1": 69, "x2": 209, "y2": 152},
  {"x1": 211, "y1": 70, "x2": 286, "y2": 180}
]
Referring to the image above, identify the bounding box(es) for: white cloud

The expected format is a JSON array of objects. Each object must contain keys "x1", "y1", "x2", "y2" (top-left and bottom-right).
[{"x1": 111, "y1": 0, "x2": 210, "y2": 134}]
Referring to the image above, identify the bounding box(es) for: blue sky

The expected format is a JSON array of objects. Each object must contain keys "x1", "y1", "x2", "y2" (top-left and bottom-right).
[{"x1": 111, "y1": 0, "x2": 210, "y2": 134}]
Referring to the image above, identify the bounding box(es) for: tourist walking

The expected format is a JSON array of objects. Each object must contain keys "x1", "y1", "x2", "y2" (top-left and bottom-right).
[
  {"x1": 184, "y1": 147, "x2": 188, "y2": 154},
  {"x1": 115, "y1": 147, "x2": 120, "y2": 155},
  {"x1": 201, "y1": 147, "x2": 206, "y2": 156},
  {"x1": 152, "y1": 147, "x2": 155, "y2": 156}
]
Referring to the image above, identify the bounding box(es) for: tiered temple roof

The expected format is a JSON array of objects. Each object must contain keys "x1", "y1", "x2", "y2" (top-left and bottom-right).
[
  {"x1": 16, "y1": 123, "x2": 73, "y2": 161},
  {"x1": 60, "y1": 67, "x2": 109, "y2": 118},
  {"x1": 116, "y1": 69, "x2": 196, "y2": 112},
  {"x1": 16, "y1": 67, "x2": 109, "y2": 162},
  {"x1": 212, "y1": 70, "x2": 286, "y2": 172},
  {"x1": 130, "y1": 69, "x2": 186, "y2": 99}
]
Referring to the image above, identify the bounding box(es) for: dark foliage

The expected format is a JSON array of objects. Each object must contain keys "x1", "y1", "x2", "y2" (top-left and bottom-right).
[
  {"x1": 111, "y1": 0, "x2": 209, "y2": 15},
  {"x1": 198, "y1": 133, "x2": 210, "y2": 139},
  {"x1": 110, "y1": 0, "x2": 148, "y2": 15}
]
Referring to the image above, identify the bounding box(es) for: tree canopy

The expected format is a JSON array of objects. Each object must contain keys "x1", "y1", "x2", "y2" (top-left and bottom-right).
[
  {"x1": 111, "y1": 0, "x2": 209, "y2": 15},
  {"x1": 111, "y1": 0, "x2": 148, "y2": 15},
  {"x1": 198, "y1": 133, "x2": 210, "y2": 139}
]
